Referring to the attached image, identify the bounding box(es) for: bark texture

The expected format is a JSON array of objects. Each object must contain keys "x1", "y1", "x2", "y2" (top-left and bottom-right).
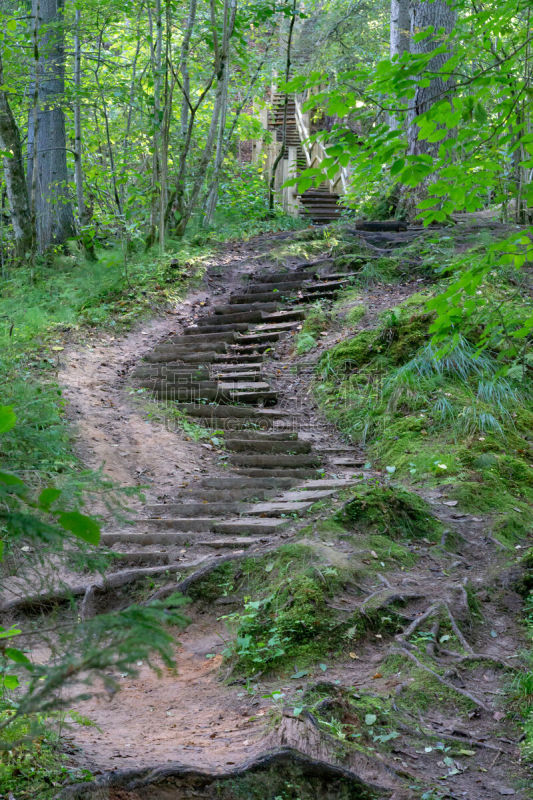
[
  {"x1": 390, "y1": 0, "x2": 410, "y2": 59},
  {"x1": 32, "y1": 0, "x2": 75, "y2": 252},
  {"x1": 407, "y1": 0, "x2": 457, "y2": 156},
  {"x1": 0, "y1": 54, "x2": 33, "y2": 257}
]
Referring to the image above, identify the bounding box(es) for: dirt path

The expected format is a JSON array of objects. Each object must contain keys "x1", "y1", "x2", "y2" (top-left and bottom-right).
[{"x1": 20, "y1": 231, "x2": 528, "y2": 799}]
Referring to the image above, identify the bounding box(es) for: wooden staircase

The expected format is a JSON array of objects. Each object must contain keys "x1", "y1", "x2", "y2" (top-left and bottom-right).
[{"x1": 267, "y1": 91, "x2": 347, "y2": 223}]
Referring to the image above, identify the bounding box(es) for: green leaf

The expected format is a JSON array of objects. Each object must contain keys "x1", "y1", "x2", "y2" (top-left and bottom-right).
[
  {"x1": 38, "y1": 488, "x2": 62, "y2": 512},
  {"x1": 291, "y1": 669, "x2": 309, "y2": 679},
  {"x1": 0, "y1": 470, "x2": 26, "y2": 489},
  {"x1": 5, "y1": 647, "x2": 31, "y2": 665},
  {"x1": 365, "y1": 713, "x2": 377, "y2": 726},
  {"x1": 57, "y1": 512, "x2": 100, "y2": 545},
  {"x1": 390, "y1": 158, "x2": 405, "y2": 176},
  {"x1": 3, "y1": 674, "x2": 19, "y2": 690},
  {"x1": 0, "y1": 406, "x2": 16, "y2": 434}
]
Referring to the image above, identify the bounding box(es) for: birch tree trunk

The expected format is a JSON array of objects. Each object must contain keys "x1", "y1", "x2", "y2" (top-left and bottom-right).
[
  {"x1": 33, "y1": 0, "x2": 75, "y2": 252},
  {"x1": 0, "y1": 53, "x2": 33, "y2": 258}
]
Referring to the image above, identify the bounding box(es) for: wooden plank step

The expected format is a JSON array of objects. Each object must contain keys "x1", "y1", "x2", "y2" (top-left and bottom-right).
[
  {"x1": 146, "y1": 503, "x2": 244, "y2": 517},
  {"x1": 197, "y1": 537, "x2": 265, "y2": 549},
  {"x1": 246, "y1": 501, "x2": 310, "y2": 516},
  {"x1": 214, "y1": 302, "x2": 280, "y2": 314},
  {"x1": 224, "y1": 439, "x2": 311, "y2": 454},
  {"x1": 214, "y1": 517, "x2": 289, "y2": 535},
  {"x1": 229, "y1": 453, "x2": 321, "y2": 468}
]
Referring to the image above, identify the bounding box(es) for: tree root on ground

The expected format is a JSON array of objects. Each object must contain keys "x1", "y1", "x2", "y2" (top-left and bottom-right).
[
  {"x1": 58, "y1": 748, "x2": 391, "y2": 799},
  {"x1": 391, "y1": 645, "x2": 490, "y2": 711},
  {"x1": 0, "y1": 564, "x2": 186, "y2": 617}
]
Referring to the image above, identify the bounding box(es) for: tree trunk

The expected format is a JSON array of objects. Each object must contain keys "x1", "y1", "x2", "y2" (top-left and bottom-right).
[
  {"x1": 73, "y1": 6, "x2": 96, "y2": 260},
  {"x1": 173, "y1": 0, "x2": 237, "y2": 237},
  {"x1": 407, "y1": 0, "x2": 457, "y2": 156},
  {"x1": 146, "y1": 0, "x2": 163, "y2": 248},
  {"x1": 0, "y1": 54, "x2": 33, "y2": 258},
  {"x1": 390, "y1": 0, "x2": 410, "y2": 59},
  {"x1": 269, "y1": 0, "x2": 297, "y2": 212},
  {"x1": 203, "y1": 55, "x2": 230, "y2": 226},
  {"x1": 202, "y1": 25, "x2": 275, "y2": 226},
  {"x1": 159, "y1": 1, "x2": 174, "y2": 251},
  {"x1": 389, "y1": 0, "x2": 410, "y2": 129},
  {"x1": 33, "y1": 0, "x2": 75, "y2": 252}
]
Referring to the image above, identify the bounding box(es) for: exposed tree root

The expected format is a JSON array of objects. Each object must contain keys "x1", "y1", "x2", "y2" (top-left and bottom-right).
[
  {"x1": 58, "y1": 748, "x2": 390, "y2": 799},
  {"x1": 0, "y1": 564, "x2": 185, "y2": 617},
  {"x1": 145, "y1": 552, "x2": 246, "y2": 604},
  {"x1": 395, "y1": 722, "x2": 504, "y2": 753},
  {"x1": 391, "y1": 645, "x2": 490, "y2": 711}
]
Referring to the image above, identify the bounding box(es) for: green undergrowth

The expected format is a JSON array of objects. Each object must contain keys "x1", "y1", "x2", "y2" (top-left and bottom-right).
[
  {"x1": 381, "y1": 653, "x2": 476, "y2": 715},
  {"x1": 190, "y1": 486, "x2": 443, "y2": 676},
  {"x1": 130, "y1": 393, "x2": 225, "y2": 446},
  {"x1": 295, "y1": 301, "x2": 331, "y2": 354},
  {"x1": 216, "y1": 762, "x2": 377, "y2": 800},
  {"x1": 1, "y1": 214, "x2": 302, "y2": 497},
  {"x1": 0, "y1": 704, "x2": 93, "y2": 798},
  {"x1": 315, "y1": 267, "x2": 533, "y2": 528},
  {"x1": 335, "y1": 480, "x2": 443, "y2": 541},
  {"x1": 509, "y1": 584, "x2": 533, "y2": 765},
  {"x1": 0, "y1": 240, "x2": 206, "y2": 491}
]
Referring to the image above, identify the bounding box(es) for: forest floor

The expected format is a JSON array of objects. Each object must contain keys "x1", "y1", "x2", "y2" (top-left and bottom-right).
[{"x1": 4, "y1": 225, "x2": 531, "y2": 800}]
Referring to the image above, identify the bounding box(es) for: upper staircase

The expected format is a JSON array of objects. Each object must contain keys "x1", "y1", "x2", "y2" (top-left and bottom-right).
[{"x1": 267, "y1": 90, "x2": 348, "y2": 223}]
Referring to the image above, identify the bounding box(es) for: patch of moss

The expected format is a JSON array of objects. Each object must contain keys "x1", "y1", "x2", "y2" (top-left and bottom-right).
[
  {"x1": 382, "y1": 654, "x2": 476, "y2": 713},
  {"x1": 216, "y1": 762, "x2": 378, "y2": 799},
  {"x1": 315, "y1": 286, "x2": 533, "y2": 520},
  {"x1": 0, "y1": 705, "x2": 93, "y2": 798},
  {"x1": 514, "y1": 549, "x2": 533, "y2": 598},
  {"x1": 335, "y1": 482, "x2": 443, "y2": 541}
]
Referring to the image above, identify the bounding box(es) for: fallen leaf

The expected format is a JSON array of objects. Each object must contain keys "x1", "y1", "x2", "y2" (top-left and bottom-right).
[
  {"x1": 372, "y1": 672, "x2": 382, "y2": 679},
  {"x1": 349, "y1": 652, "x2": 359, "y2": 660}
]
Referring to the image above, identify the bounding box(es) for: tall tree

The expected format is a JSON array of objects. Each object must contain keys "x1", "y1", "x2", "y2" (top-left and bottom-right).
[
  {"x1": 0, "y1": 52, "x2": 33, "y2": 257},
  {"x1": 31, "y1": 0, "x2": 75, "y2": 252},
  {"x1": 389, "y1": 0, "x2": 410, "y2": 129},
  {"x1": 390, "y1": 0, "x2": 410, "y2": 60},
  {"x1": 407, "y1": 0, "x2": 457, "y2": 156}
]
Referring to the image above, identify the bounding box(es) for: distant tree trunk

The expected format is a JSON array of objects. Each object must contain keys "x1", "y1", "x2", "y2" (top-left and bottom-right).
[
  {"x1": 0, "y1": 53, "x2": 33, "y2": 258},
  {"x1": 407, "y1": 0, "x2": 457, "y2": 156},
  {"x1": 159, "y1": 1, "x2": 174, "y2": 251},
  {"x1": 202, "y1": 25, "x2": 275, "y2": 226},
  {"x1": 146, "y1": 0, "x2": 163, "y2": 249},
  {"x1": 73, "y1": 6, "x2": 95, "y2": 260},
  {"x1": 202, "y1": 56, "x2": 230, "y2": 227},
  {"x1": 269, "y1": 0, "x2": 297, "y2": 212},
  {"x1": 391, "y1": 0, "x2": 410, "y2": 59},
  {"x1": 33, "y1": 0, "x2": 75, "y2": 252},
  {"x1": 389, "y1": 0, "x2": 410, "y2": 128},
  {"x1": 173, "y1": 0, "x2": 237, "y2": 237},
  {"x1": 119, "y1": 10, "x2": 143, "y2": 211}
]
